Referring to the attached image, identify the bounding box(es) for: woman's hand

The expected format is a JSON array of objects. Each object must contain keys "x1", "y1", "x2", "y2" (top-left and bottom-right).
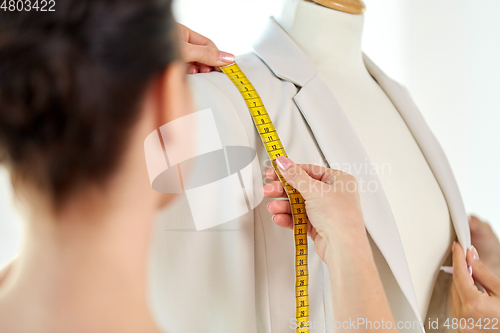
[
  {"x1": 451, "y1": 242, "x2": 500, "y2": 332},
  {"x1": 469, "y1": 215, "x2": 500, "y2": 278},
  {"x1": 177, "y1": 23, "x2": 235, "y2": 74},
  {"x1": 261, "y1": 156, "x2": 366, "y2": 262},
  {"x1": 261, "y1": 156, "x2": 397, "y2": 332}
]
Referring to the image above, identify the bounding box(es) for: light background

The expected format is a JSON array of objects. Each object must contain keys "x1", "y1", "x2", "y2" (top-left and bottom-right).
[{"x1": 1, "y1": 0, "x2": 500, "y2": 267}]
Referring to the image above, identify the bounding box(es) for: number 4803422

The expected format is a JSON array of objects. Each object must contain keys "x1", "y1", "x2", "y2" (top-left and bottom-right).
[{"x1": 1, "y1": 0, "x2": 56, "y2": 11}]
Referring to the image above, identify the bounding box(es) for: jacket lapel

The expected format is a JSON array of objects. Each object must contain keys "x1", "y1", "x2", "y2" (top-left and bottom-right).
[
  {"x1": 253, "y1": 17, "x2": 422, "y2": 323},
  {"x1": 363, "y1": 55, "x2": 471, "y2": 250}
]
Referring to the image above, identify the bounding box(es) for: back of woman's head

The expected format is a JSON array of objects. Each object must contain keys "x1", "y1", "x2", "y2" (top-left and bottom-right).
[{"x1": 0, "y1": 0, "x2": 179, "y2": 205}]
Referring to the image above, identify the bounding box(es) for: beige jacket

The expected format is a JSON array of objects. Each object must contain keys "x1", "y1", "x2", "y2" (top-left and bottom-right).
[{"x1": 148, "y1": 17, "x2": 470, "y2": 333}]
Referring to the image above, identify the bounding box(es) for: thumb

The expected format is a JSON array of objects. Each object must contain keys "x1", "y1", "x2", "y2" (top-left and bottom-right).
[
  {"x1": 467, "y1": 245, "x2": 500, "y2": 295},
  {"x1": 276, "y1": 156, "x2": 320, "y2": 200},
  {"x1": 182, "y1": 42, "x2": 235, "y2": 67}
]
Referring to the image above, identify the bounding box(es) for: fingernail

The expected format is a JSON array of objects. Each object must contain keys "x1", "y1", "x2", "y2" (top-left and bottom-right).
[
  {"x1": 266, "y1": 202, "x2": 271, "y2": 210},
  {"x1": 220, "y1": 51, "x2": 235, "y2": 63},
  {"x1": 272, "y1": 215, "x2": 276, "y2": 222},
  {"x1": 470, "y1": 245, "x2": 479, "y2": 260},
  {"x1": 260, "y1": 186, "x2": 265, "y2": 196},
  {"x1": 468, "y1": 264, "x2": 473, "y2": 276},
  {"x1": 276, "y1": 156, "x2": 292, "y2": 171}
]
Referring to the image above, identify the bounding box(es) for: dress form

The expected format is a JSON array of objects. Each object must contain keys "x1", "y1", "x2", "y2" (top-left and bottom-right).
[
  {"x1": 305, "y1": 0, "x2": 365, "y2": 14},
  {"x1": 275, "y1": 0, "x2": 455, "y2": 317}
]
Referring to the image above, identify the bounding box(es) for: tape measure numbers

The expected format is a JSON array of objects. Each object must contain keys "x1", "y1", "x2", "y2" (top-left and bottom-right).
[{"x1": 221, "y1": 63, "x2": 310, "y2": 332}]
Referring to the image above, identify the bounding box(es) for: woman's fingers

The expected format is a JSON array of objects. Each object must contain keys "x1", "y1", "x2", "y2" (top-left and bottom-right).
[
  {"x1": 181, "y1": 42, "x2": 232, "y2": 67},
  {"x1": 262, "y1": 162, "x2": 335, "y2": 198},
  {"x1": 275, "y1": 156, "x2": 320, "y2": 200},
  {"x1": 295, "y1": 163, "x2": 340, "y2": 182},
  {"x1": 272, "y1": 214, "x2": 294, "y2": 230},
  {"x1": 452, "y1": 242, "x2": 477, "y2": 301},
  {"x1": 269, "y1": 209, "x2": 314, "y2": 236},
  {"x1": 186, "y1": 63, "x2": 214, "y2": 74},
  {"x1": 265, "y1": 167, "x2": 279, "y2": 181},
  {"x1": 467, "y1": 246, "x2": 500, "y2": 296},
  {"x1": 261, "y1": 181, "x2": 287, "y2": 198},
  {"x1": 450, "y1": 281, "x2": 462, "y2": 318},
  {"x1": 177, "y1": 23, "x2": 235, "y2": 70},
  {"x1": 267, "y1": 200, "x2": 292, "y2": 215},
  {"x1": 197, "y1": 63, "x2": 213, "y2": 73},
  {"x1": 187, "y1": 64, "x2": 198, "y2": 74}
]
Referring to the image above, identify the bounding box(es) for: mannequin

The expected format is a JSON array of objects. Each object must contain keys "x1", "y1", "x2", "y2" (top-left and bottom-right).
[
  {"x1": 275, "y1": 0, "x2": 455, "y2": 317},
  {"x1": 305, "y1": 0, "x2": 365, "y2": 14}
]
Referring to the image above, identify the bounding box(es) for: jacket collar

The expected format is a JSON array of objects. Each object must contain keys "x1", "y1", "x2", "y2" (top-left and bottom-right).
[{"x1": 252, "y1": 17, "x2": 317, "y2": 87}]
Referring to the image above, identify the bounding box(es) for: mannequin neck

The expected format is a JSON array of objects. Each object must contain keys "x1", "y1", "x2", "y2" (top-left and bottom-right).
[
  {"x1": 306, "y1": 0, "x2": 365, "y2": 14},
  {"x1": 275, "y1": 0, "x2": 365, "y2": 73}
]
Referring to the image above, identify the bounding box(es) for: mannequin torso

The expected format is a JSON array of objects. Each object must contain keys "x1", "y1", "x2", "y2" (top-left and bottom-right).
[{"x1": 275, "y1": 0, "x2": 454, "y2": 316}]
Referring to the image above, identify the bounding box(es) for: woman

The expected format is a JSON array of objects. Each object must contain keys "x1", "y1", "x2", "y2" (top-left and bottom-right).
[
  {"x1": 0, "y1": 1, "x2": 490, "y2": 333},
  {"x1": 0, "y1": 0, "x2": 220, "y2": 331},
  {"x1": 0, "y1": 0, "x2": 399, "y2": 330}
]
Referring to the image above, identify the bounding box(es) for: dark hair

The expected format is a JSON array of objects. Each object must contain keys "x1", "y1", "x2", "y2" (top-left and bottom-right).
[{"x1": 0, "y1": 0, "x2": 180, "y2": 205}]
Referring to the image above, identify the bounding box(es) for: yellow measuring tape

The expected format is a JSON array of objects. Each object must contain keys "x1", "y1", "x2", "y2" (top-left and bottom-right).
[{"x1": 221, "y1": 63, "x2": 310, "y2": 332}]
